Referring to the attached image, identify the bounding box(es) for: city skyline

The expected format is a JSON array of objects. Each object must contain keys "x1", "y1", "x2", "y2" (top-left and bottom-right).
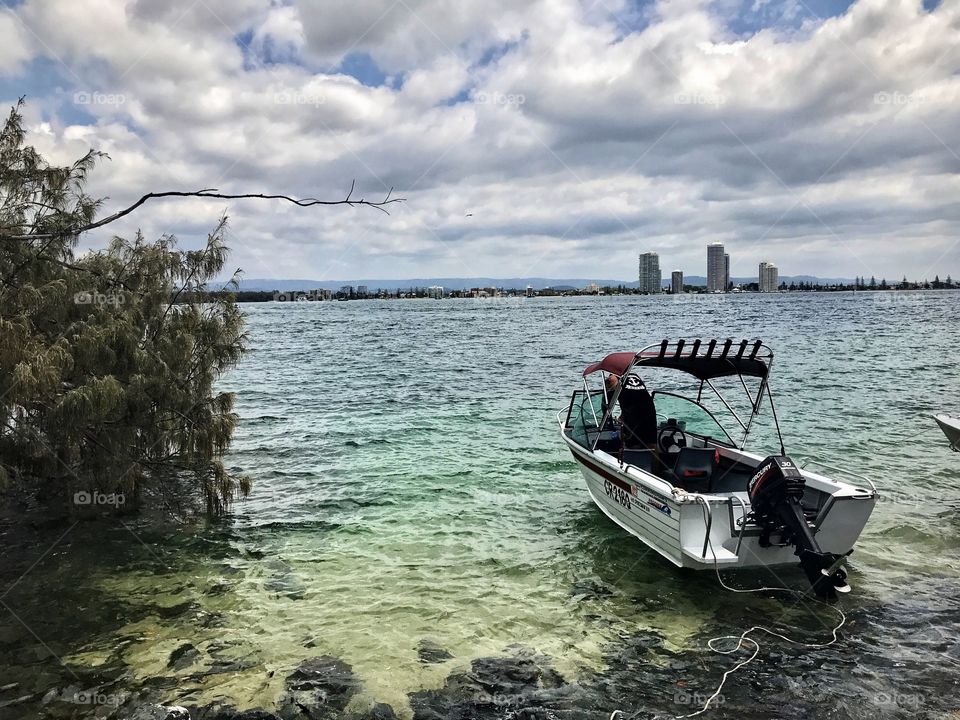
[{"x1": 636, "y1": 243, "x2": 784, "y2": 293}]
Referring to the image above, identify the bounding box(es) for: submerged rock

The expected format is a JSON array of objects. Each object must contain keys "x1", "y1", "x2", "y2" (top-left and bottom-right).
[
  {"x1": 190, "y1": 704, "x2": 280, "y2": 720},
  {"x1": 196, "y1": 705, "x2": 280, "y2": 720},
  {"x1": 168, "y1": 643, "x2": 200, "y2": 671},
  {"x1": 205, "y1": 581, "x2": 234, "y2": 596},
  {"x1": 416, "y1": 639, "x2": 454, "y2": 665},
  {"x1": 123, "y1": 704, "x2": 191, "y2": 720},
  {"x1": 409, "y1": 650, "x2": 579, "y2": 720},
  {"x1": 362, "y1": 703, "x2": 398, "y2": 720},
  {"x1": 152, "y1": 600, "x2": 197, "y2": 619},
  {"x1": 0, "y1": 694, "x2": 32, "y2": 709},
  {"x1": 279, "y1": 656, "x2": 359, "y2": 719},
  {"x1": 187, "y1": 658, "x2": 260, "y2": 681},
  {"x1": 569, "y1": 577, "x2": 614, "y2": 600},
  {"x1": 264, "y1": 559, "x2": 307, "y2": 601}
]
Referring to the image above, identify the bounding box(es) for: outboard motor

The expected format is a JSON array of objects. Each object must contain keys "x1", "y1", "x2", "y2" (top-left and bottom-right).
[{"x1": 747, "y1": 456, "x2": 851, "y2": 600}]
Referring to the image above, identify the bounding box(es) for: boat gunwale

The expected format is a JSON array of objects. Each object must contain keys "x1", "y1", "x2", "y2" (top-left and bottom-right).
[{"x1": 557, "y1": 409, "x2": 877, "y2": 503}]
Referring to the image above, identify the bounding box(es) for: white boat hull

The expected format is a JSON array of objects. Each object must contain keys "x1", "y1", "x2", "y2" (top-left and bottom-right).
[
  {"x1": 934, "y1": 414, "x2": 960, "y2": 451},
  {"x1": 564, "y1": 435, "x2": 876, "y2": 571}
]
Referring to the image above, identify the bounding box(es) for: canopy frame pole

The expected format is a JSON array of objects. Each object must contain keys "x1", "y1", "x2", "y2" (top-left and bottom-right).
[
  {"x1": 590, "y1": 364, "x2": 632, "y2": 452},
  {"x1": 765, "y1": 371, "x2": 787, "y2": 456},
  {"x1": 705, "y1": 379, "x2": 747, "y2": 431},
  {"x1": 738, "y1": 372, "x2": 756, "y2": 408},
  {"x1": 583, "y1": 377, "x2": 599, "y2": 430},
  {"x1": 740, "y1": 378, "x2": 763, "y2": 448},
  {"x1": 583, "y1": 353, "x2": 640, "y2": 452}
]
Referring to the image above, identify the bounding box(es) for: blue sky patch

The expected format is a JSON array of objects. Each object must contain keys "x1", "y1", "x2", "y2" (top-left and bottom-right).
[
  {"x1": 0, "y1": 57, "x2": 101, "y2": 125},
  {"x1": 475, "y1": 35, "x2": 526, "y2": 69},
  {"x1": 335, "y1": 52, "x2": 388, "y2": 87},
  {"x1": 442, "y1": 87, "x2": 472, "y2": 106},
  {"x1": 721, "y1": 0, "x2": 855, "y2": 36},
  {"x1": 608, "y1": 0, "x2": 658, "y2": 38}
]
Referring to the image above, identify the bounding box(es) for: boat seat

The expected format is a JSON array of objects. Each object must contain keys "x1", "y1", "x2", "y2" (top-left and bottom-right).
[
  {"x1": 621, "y1": 449, "x2": 655, "y2": 472},
  {"x1": 670, "y1": 448, "x2": 715, "y2": 487},
  {"x1": 619, "y1": 378, "x2": 657, "y2": 450}
]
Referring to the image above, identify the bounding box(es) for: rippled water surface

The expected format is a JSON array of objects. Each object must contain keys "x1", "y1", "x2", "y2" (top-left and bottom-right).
[{"x1": 2, "y1": 292, "x2": 960, "y2": 718}]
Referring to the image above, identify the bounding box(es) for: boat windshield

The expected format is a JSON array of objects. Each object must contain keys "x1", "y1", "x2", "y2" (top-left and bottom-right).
[
  {"x1": 566, "y1": 389, "x2": 607, "y2": 448},
  {"x1": 652, "y1": 391, "x2": 734, "y2": 445}
]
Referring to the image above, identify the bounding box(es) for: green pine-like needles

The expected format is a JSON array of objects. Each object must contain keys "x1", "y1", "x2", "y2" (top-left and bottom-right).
[{"x1": 0, "y1": 99, "x2": 251, "y2": 517}]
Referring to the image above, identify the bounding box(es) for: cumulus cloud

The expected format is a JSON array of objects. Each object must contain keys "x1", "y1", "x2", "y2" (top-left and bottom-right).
[
  {"x1": 0, "y1": 14, "x2": 32, "y2": 74},
  {"x1": 2, "y1": 0, "x2": 958, "y2": 282}
]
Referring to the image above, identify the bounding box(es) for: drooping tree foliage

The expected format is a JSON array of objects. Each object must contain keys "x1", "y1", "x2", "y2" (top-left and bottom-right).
[{"x1": 0, "y1": 100, "x2": 249, "y2": 516}]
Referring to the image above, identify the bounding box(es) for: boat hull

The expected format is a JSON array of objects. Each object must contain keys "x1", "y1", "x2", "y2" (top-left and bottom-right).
[
  {"x1": 934, "y1": 414, "x2": 960, "y2": 451},
  {"x1": 565, "y1": 436, "x2": 876, "y2": 572}
]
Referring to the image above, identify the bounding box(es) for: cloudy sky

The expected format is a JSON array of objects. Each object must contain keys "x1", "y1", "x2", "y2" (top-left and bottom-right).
[{"x1": 1, "y1": 0, "x2": 957, "y2": 282}]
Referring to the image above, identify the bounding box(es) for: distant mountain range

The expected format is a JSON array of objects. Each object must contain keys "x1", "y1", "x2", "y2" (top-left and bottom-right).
[{"x1": 219, "y1": 275, "x2": 857, "y2": 292}]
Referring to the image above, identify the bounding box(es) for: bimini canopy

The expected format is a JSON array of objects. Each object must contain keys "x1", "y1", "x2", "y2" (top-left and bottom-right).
[{"x1": 582, "y1": 339, "x2": 773, "y2": 381}]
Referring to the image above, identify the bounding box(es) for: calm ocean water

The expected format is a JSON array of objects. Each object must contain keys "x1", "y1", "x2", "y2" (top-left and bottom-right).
[{"x1": 2, "y1": 292, "x2": 959, "y2": 718}]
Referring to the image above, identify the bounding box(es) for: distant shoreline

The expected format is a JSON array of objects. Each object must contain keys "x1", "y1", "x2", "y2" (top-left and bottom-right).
[{"x1": 181, "y1": 286, "x2": 960, "y2": 303}]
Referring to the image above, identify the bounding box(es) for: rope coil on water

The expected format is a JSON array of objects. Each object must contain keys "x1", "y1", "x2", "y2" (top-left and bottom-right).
[{"x1": 610, "y1": 499, "x2": 847, "y2": 719}]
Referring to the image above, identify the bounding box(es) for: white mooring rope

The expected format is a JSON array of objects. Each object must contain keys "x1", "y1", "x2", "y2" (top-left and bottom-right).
[{"x1": 609, "y1": 509, "x2": 847, "y2": 720}]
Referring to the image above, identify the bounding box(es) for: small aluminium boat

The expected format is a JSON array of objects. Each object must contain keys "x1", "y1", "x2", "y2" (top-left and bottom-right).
[
  {"x1": 558, "y1": 339, "x2": 878, "y2": 599},
  {"x1": 934, "y1": 414, "x2": 960, "y2": 451}
]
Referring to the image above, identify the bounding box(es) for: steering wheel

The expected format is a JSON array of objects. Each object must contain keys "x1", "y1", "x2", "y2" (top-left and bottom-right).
[{"x1": 658, "y1": 424, "x2": 688, "y2": 454}]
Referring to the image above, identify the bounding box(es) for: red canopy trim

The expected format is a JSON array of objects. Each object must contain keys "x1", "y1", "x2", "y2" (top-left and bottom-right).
[{"x1": 581, "y1": 351, "x2": 636, "y2": 377}]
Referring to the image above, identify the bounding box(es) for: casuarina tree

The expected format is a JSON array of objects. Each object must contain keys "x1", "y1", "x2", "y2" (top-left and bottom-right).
[{"x1": 0, "y1": 99, "x2": 400, "y2": 516}]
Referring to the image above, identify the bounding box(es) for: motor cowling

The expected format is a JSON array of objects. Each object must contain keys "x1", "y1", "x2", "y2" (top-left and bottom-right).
[
  {"x1": 747, "y1": 456, "x2": 851, "y2": 600},
  {"x1": 748, "y1": 455, "x2": 805, "y2": 516}
]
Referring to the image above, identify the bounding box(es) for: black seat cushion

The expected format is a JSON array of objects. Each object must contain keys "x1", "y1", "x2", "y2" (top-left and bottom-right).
[
  {"x1": 671, "y1": 447, "x2": 716, "y2": 484},
  {"x1": 619, "y1": 385, "x2": 657, "y2": 450}
]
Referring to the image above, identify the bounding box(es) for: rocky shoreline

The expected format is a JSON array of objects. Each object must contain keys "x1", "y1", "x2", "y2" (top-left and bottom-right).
[
  {"x1": 26, "y1": 587, "x2": 960, "y2": 720},
  {"x1": 4, "y1": 514, "x2": 959, "y2": 720}
]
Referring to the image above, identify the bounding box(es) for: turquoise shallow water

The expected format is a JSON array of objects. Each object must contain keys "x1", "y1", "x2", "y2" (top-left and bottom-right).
[{"x1": 2, "y1": 291, "x2": 959, "y2": 718}]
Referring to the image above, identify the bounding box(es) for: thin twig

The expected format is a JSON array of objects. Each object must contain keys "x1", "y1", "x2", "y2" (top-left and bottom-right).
[{"x1": 2, "y1": 184, "x2": 404, "y2": 240}]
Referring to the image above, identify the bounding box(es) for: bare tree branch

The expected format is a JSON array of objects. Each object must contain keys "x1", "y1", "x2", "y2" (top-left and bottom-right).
[{"x1": 1, "y1": 183, "x2": 404, "y2": 240}]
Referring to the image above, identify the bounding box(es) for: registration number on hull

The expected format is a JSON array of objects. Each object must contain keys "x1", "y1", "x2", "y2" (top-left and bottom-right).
[{"x1": 604, "y1": 479, "x2": 632, "y2": 509}]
